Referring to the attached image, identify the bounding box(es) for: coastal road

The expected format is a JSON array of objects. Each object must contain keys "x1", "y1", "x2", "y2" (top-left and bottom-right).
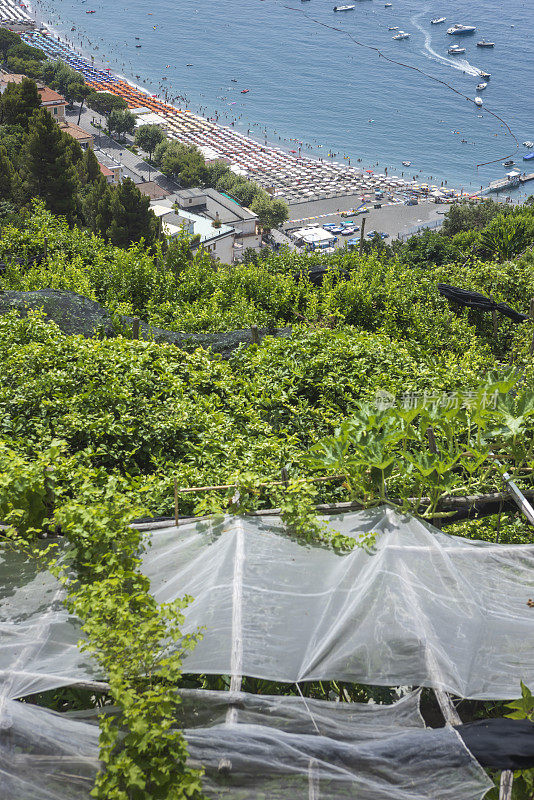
[{"x1": 72, "y1": 107, "x2": 179, "y2": 192}]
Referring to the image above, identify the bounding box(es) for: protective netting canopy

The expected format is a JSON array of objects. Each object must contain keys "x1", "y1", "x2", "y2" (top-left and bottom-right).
[
  {"x1": 0, "y1": 691, "x2": 493, "y2": 800},
  {"x1": 2, "y1": 506, "x2": 534, "y2": 700}
]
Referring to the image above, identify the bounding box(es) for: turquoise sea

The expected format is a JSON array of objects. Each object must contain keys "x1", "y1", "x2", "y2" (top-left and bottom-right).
[{"x1": 29, "y1": 0, "x2": 533, "y2": 194}]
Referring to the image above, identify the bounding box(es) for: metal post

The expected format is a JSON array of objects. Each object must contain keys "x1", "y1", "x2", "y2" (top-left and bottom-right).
[
  {"x1": 359, "y1": 217, "x2": 367, "y2": 255},
  {"x1": 250, "y1": 324, "x2": 260, "y2": 345},
  {"x1": 174, "y1": 478, "x2": 179, "y2": 527}
]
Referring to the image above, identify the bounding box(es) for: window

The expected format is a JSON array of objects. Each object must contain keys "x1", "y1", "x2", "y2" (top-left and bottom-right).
[{"x1": 53, "y1": 108, "x2": 57, "y2": 115}]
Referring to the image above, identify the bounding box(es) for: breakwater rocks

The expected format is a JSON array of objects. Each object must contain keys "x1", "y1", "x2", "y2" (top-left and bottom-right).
[{"x1": 0, "y1": 290, "x2": 291, "y2": 355}]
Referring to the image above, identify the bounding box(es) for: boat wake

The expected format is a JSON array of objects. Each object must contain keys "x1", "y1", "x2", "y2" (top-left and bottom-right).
[{"x1": 411, "y1": 11, "x2": 480, "y2": 77}]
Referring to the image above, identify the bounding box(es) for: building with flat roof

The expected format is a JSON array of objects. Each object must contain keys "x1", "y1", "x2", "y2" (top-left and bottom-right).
[
  {"x1": 171, "y1": 187, "x2": 261, "y2": 256},
  {"x1": 150, "y1": 201, "x2": 235, "y2": 264}
]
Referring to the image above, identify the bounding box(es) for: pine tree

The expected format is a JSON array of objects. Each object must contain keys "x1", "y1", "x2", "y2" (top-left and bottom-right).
[
  {"x1": 106, "y1": 178, "x2": 158, "y2": 247},
  {"x1": 0, "y1": 147, "x2": 14, "y2": 201},
  {"x1": 0, "y1": 78, "x2": 40, "y2": 128},
  {"x1": 81, "y1": 175, "x2": 113, "y2": 236},
  {"x1": 82, "y1": 147, "x2": 102, "y2": 185},
  {"x1": 21, "y1": 109, "x2": 80, "y2": 221}
]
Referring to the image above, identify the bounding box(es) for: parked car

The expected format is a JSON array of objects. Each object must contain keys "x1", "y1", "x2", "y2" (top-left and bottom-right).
[
  {"x1": 329, "y1": 226, "x2": 345, "y2": 235},
  {"x1": 322, "y1": 223, "x2": 337, "y2": 230},
  {"x1": 342, "y1": 226, "x2": 359, "y2": 235},
  {"x1": 346, "y1": 238, "x2": 359, "y2": 247}
]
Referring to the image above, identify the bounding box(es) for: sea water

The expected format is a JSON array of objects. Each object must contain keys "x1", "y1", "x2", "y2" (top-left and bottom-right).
[{"x1": 29, "y1": 0, "x2": 533, "y2": 194}]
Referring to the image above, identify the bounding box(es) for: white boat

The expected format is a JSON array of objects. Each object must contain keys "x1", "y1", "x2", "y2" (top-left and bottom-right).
[
  {"x1": 477, "y1": 39, "x2": 495, "y2": 47},
  {"x1": 333, "y1": 5, "x2": 355, "y2": 10},
  {"x1": 431, "y1": 17, "x2": 446, "y2": 24},
  {"x1": 447, "y1": 23, "x2": 476, "y2": 35},
  {"x1": 478, "y1": 70, "x2": 491, "y2": 79},
  {"x1": 384, "y1": 2, "x2": 393, "y2": 6},
  {"x1": 402, "y1": 160, "x2": 411, "y2": 166},
  {"x1": 474, "y1": 97, "x2": 483, "y2": 106},
  {"x1": 393, "y1": 30, "x2": 410, "y2": 39},
  {"x1": 476, "y1": 82, "x2": 487, "y2": 90},
  {"x1": 448, "y1": 45, "x2": 466, "y2": 54},
  {"x1": 523, "y1": 141, "x2": 534, "y2": 148},
  {"x1": 388, "y1": 25, "x2": 399, "y2": 29}
]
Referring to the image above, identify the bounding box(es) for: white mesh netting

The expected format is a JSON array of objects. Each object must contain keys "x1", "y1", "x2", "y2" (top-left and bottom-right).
[
  {"x1": 0, "y1": 691, "x2": 493, "y2": 800},
  {"x1": 2, "y1": 506, "x2": 534, "y2": 700}
]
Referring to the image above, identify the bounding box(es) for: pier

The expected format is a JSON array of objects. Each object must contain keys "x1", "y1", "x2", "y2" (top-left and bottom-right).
[{"x1": 483, "y1": 172, "x2": 534, "y2": 195}]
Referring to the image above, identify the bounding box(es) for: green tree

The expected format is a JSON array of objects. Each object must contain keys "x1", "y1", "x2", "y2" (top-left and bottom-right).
[
  {"x1": 154, "y1": 140, "x2": 206, "y2": 186},
  {"x1": 108, "y1": 108, "x2": 136, "y2": 140},
  {"x1": 81, "y1": 146, "x2": 102, "y2": 185},
  {"x1": 106, "y1": 177, "x2": 158, "y2": 246},
  {"x1": 71, "y1": 83, "x2": 94, "y2": 124},
  {"x1": 478, "y1": 215, "x2": 530, "y2": 261},
  {"x1": 82, "y1": 174, "x2": 114, "y2": 236},
  {"x1": 0, "y1": 28, "x2": 19, "y2": 60},
  {"x1": 21, "y1": 109, "x2": 80, "y2": 220},
  {"x1": 5, "y1": 56, "x2": 43, "y2": 79},
  {"x1": 87, "y1": 92, "x2": 128, "y2": 132},
  {"x1": 442, "y1": 199, "x2": 512, "y2": 236},
  {"x1": 0, "y1": 147, "x2": 14, "y2": 201},
  {"x1": 251, "y1": 194, "x2": 288, "y2": 230},
  {"x1": 134, "y1": 123, "x2": 166, "y2": 162},
  {"x1": 0, "y1": 77, "x2": 40, "y2": 128},
  {"x1": 6, "y1": 42, "x2": 46, "y2": 62}
]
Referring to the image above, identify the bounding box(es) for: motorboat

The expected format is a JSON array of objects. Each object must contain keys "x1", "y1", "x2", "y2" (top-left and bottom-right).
[
  {"x1": 135, "y1": 44, "x2": 141, "y2": 47},
  {"x1": 333, "y1": 5, "x2": 355, "y2": 10},
  {"x1": 388, "y1": 25, "x2": 399, "y2": 30},
  {"x1": 393, "y1": 31, "x2": 410, "y2": 39},
  {"x1": 384, "y1": 2, "x2": 393, "y2": 6},
  {"x1": 447, "y1": 23, "x2": 476, "y2": 35},
  {"x1": 503, "y1": 160, "x2": 515, "y2": 167},
  {"x1": 478, "y1": 70, "x2": 491, "y2": 79},
  {"x1": 476, "y1": 82, "x2": 487, "y2": 90},
  {"x1": 524, "y1": 153, "x2": 534, "y2": 161},
  {"x1": 448, "y1": 45, "x2": 466, "y2": 54},
  {"x1": 431, "y1": 17, "x2": 446, "y2": 24},
  {"x1": 474, "y1": 97, "x2": 483, "y2": 106},
  {"x1": 241, "y1": 88, "x2": 249, "y2": 93},
  {"x1": 402, "y1": 160, "x2": 411, "y2": 166},
  {"x1": 477, "y1": 39, "x2": 494, "y2": 47},
  {"x1": 523, "y1": 141, "x2": 534, "y2": 148}
]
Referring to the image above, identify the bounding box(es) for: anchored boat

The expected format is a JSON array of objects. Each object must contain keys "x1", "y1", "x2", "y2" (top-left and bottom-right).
[
  {"x1": 476, "y1": 82, "x2": 487, "y2": 91},
  {"x1": 477, "y1": 39, "x2": 495, "y2": 47},
  {"x1": 431, "y1": 17, "x2": 446, "y2": 24},
  {"x1": 333, "y1": 5, "x2": 355, "y2": 10},
  {"x1": 447, "y1": 23, "x2": 476, "y2": 35},
  {"x1": 448, "y1": 45, "x2": 466, "y2": 54},
  {"x1": 393, "y1": 31, "x2": 410, "y2": 39},
  {"x1": 474, "y1": 97, "x2": 483, "y2": 107}
]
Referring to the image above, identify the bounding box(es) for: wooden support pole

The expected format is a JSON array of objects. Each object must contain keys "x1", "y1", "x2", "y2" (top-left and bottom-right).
[
  {"x1": 250, "y1": 324, "x2": 260, "y2": 345},
  {"x1": 499, "y1": 770, "x2": 513, "y2": 800},
  {"x1": 132, "y1": 317, "x2": 140, "y2": 340},
  {"x1": 174, "y1": 477, "x2": 179, "y2": 527},
  {"x1": 359, "y1": 217, "x2": 367, "y2": 255}
]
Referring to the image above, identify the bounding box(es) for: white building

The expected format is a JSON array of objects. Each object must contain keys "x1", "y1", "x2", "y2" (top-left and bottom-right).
[
  {"x1": 172, "y1": 188, "x2": 262, "y2": 256},
  {"x1": 292, "y1": 226, "x2": 336, "y2": 252},
  {"x1": 150, "y1": 202, "x2": 235, "y2": 264}
]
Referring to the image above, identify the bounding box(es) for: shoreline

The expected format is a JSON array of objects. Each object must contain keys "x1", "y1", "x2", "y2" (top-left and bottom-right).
[{"x1": 5, "y1": 0, "x2": 504, "y2": 205}]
